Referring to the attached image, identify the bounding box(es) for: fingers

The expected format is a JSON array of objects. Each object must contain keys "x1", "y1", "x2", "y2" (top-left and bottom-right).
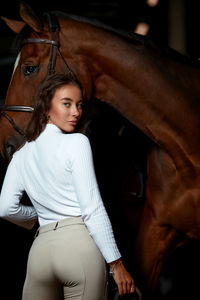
[
  {"x1": 111, "y1": 261, "x2": 136, "y2": 297},
  {"x1": 116, "y1": 281, "x2": 126, "y2": 297},
  {"x1": 126, "y1": 279, "x2": 135, "y2": 294},
  {"x1": 118, "y1": 282, "x2": 123, "y2": 298},
  {"x1": 117, "y1": 279, "x2": 135, "y2": 297},
  {"x1": 130, "y1": 281, "x2": 135, "y2": 293}
]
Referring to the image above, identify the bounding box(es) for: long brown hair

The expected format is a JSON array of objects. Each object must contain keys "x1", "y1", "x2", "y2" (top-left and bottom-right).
[{"x1": 26, "y1": 74, "x2": 85, "y2": 142}]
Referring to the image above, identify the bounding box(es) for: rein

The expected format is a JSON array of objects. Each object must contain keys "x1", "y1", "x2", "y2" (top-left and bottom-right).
[{"x1": 0, "y1": 12, "x2": 75, "y2": 137}]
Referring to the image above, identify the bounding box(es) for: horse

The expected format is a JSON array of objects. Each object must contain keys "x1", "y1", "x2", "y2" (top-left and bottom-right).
[{"x1": 1, "y1": 1, "x2": 200, "y2": 297}]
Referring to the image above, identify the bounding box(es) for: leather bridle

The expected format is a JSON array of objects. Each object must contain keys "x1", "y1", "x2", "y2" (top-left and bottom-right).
[{"x1": 0, "y1": 12, "x2": 75, "y2": 137}]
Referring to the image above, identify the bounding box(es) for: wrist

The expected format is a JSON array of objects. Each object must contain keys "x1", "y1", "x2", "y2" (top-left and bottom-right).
[{"x1": 109, "y1": 258, "x2": 122, "y2": 276}]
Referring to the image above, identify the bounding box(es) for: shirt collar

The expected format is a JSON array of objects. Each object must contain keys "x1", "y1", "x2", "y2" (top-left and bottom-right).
[{"x1": 45, "y1": 123, "x2": 63, "y2": 133}]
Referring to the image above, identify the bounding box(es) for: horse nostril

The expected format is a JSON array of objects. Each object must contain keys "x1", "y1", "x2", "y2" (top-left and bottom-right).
[
  {"x1": 4, "y1": 144, "x2": 16, "y2": 161},
  {"x1": 4, "y1": 135, "x2": 25, "y2": 162}
]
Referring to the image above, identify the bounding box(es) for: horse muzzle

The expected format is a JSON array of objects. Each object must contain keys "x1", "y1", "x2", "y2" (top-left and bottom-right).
[{"x1": 3, "y1": 134, "x2": 25, "y2": 162}]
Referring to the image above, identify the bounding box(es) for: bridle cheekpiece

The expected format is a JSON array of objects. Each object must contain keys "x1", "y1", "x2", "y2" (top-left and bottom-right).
[{"x1": 0, "y1": 12, "x2": 75, "y2": 137}]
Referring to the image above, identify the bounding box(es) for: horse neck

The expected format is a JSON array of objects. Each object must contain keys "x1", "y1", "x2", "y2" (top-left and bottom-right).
[{"x1": 60, "y1": 19, "x2": 200, "y2": 170}]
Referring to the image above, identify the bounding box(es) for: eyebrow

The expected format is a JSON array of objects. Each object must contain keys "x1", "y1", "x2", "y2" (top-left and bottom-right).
[{"x1": 60, "y1": 98, "x2": 83, "y2": 102}]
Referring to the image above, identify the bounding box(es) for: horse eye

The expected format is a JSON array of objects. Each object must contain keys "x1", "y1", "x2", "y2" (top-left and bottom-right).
[{"x1": 23, "y1": 65, "x2": 38, "y2": 77}]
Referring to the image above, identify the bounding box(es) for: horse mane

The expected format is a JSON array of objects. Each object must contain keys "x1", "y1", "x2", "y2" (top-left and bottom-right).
[
  {"x1": 51, "y1": 11, "x2": 200, "y2": 68},
  {"x1": 13, "y1": 10, "x2": 200, "y2": 69},
  {"x1": 52, "y1": 10, "x2": 146, "y2": 45}
]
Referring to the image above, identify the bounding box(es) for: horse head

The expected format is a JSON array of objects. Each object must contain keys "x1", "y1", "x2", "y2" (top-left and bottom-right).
[{"x1": 0, "y1": 1, "x2": 94, "y2": 160}]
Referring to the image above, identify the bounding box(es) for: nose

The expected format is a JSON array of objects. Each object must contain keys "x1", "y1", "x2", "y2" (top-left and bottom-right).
[
  {"x1": 72, "y1": 105, "x2": 80, "y2": 117},
  {"x1": 4, "y1": 135, "x2": 25, "y2": 162}
]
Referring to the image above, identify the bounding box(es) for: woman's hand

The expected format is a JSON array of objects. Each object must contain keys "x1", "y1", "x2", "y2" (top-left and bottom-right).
[{"x1": 109, "y1": 259, "x2": 135, "y2": 297}]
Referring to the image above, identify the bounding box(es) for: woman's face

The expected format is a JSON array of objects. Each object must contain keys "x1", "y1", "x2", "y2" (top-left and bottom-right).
[{"x1": 48, "y1": 84, "x2": 83, "y2": 132}]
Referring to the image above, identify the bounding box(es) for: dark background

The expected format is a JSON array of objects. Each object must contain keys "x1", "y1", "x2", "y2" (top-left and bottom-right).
[{"x1": 1, "y1": 1, "x2": 200, "y2": 299}]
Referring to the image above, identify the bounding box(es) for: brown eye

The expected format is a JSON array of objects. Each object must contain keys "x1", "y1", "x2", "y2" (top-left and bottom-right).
[{"x1": 23, "y1": 65, "x2": 39, "y2": 77}]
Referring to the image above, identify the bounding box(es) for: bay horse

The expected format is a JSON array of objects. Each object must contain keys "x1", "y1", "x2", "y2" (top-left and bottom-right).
[{"x1": 1, "y1": 1, "x2": 200, "y2": 296}]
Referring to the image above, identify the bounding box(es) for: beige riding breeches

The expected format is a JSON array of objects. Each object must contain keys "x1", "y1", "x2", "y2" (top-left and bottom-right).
[{"x1": 22, "y1": 216, "x2": 107, "y2": 300}]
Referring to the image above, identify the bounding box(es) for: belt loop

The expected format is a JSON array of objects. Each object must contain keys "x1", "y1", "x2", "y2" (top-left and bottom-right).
[{"x1": 54, "y1": 221, "x2": 59, "y2": 230}]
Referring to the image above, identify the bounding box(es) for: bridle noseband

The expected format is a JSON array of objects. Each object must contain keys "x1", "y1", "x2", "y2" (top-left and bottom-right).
[
  {"x1": 0, "y1": 105, "x2": 34, "y2": 135},
  {"x1": 0, "y1": 12, "x2": 75, "y2": 137}
]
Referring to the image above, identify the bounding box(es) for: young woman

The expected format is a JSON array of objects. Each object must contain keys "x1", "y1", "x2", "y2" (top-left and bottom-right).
[{"x1": 0, "y1": 74, "x2": 135, "y2": 300}]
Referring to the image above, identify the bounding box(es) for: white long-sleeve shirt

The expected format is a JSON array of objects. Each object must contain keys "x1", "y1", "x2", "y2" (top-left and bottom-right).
[{"x1": 0, "y1": 124, "x2": 121, "y2": 263}]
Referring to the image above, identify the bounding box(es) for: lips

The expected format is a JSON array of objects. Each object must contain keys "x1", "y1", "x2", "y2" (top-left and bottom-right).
[{"x1": 68, "y1": 120, "x2": 78, "y2": 126}]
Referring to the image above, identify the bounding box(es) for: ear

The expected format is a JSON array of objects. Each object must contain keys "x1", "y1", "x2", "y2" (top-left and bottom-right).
[
  {"x1": 19, "y1": 0, "x2": 43, "y2": 32},
  {"x1": 1, "y1": 16, "x2": 25, "y2": 33}
]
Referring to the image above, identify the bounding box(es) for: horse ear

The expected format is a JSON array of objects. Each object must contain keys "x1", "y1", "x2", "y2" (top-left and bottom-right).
[
  {"x1": 1, "y1": 17, "x2": 25, "y2": 33},
  {"x1": 19, "y1": 0, "x2": 43, "y2": 32}
]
